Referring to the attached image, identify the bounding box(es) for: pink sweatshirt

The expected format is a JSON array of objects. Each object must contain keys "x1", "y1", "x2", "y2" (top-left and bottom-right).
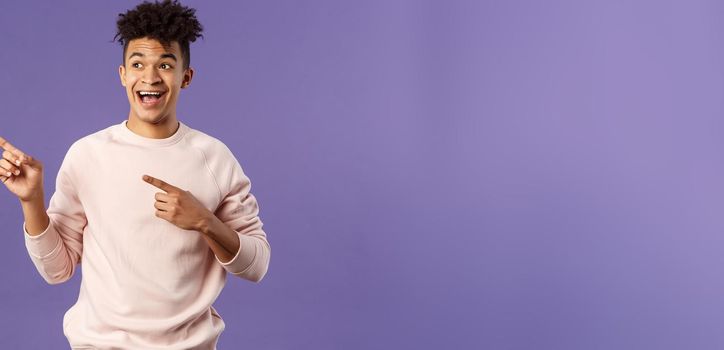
[{"x1": 23, "y1": 120, "x2": 271, "y2": 349}]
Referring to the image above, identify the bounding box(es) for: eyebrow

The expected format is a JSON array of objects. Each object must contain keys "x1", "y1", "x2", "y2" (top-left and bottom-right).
[{"x1": 128, "y1": 52, "x2": 177, "y2": 61}]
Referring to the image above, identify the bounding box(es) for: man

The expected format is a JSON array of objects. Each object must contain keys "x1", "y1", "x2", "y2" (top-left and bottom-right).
[{"x1": 0, "y1": 0, "x2": 270, "y2": 348}]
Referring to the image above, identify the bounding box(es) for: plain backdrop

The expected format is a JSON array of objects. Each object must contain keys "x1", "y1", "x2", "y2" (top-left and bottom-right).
[{"x1": 2, "y1": 0, "x2": 724, "y2": 349}]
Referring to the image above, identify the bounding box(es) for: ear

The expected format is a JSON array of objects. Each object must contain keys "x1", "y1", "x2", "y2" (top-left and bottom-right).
[
  {"x1": 181, "y1": 67, "x2": 194, "y2": 89},
  {"x1": 119, "y1": 64, "x2": 126, "y2": 87}
]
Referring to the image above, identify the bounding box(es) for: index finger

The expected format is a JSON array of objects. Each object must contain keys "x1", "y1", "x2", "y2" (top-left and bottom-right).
[
  {"x1": 0, "y1": 136, "x2": 27, "y2": 160},
  {"x1": 142, "y1": 174, "x2": 179, "y2": 193}
]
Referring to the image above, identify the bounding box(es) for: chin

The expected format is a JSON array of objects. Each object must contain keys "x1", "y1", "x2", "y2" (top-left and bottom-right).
[{"x1": 135, "y1": 111, "x2": 166, "y2": 124}]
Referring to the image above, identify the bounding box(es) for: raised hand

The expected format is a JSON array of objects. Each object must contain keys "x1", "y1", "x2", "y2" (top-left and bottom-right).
[
  {"x1": 142, "y1": 174, "x2": 212, "y2": 232},
  {"x1": 0, "y1": 137, "x2": 44, "y2": 202}
]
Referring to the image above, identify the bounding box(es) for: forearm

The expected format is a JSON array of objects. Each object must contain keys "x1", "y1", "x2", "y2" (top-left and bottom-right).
[
  {"x1": 198, "y1": 212, "x2": 270, "y2": 282},
  {"x1": 199, "y1": 214, "x2": 240, "y2": 263},
  {"x1": 22, "y1": 190, "x2": 82, "y2": 285},
  {"x1": 20, "y1": 192, "x2": 49, "y2": 236}
]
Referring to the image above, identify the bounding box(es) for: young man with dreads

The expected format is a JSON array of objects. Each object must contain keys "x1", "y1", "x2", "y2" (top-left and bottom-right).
[{"x1": 0, "y1": 1, "x2": 270, "y2": 348}]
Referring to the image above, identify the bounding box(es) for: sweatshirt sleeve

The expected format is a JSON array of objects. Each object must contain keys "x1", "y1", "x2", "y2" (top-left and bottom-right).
[
  {"x1": 212, "y1": 156, "x2": 270, "y2": 283},
  {"x1": 24, "y1": 145, "x2": 86, "y2": 285}
]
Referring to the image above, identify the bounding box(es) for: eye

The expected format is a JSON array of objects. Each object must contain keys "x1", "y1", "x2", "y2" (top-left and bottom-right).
[
  {"x1": 160, "y1": 63, "x2": 173, "y2": 70},
  {"x1": 131, "y1": 62, "x2": 142, "y2": 69}
]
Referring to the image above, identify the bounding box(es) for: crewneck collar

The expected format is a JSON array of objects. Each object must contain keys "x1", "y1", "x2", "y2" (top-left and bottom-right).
[{"x1": 117, "y1": 119, "x2": 188, "y2": 147}]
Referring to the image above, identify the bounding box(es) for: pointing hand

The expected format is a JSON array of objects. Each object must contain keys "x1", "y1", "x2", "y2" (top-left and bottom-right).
[
  {"x1": 0, "y1": 137, "x2": 44, "y2": 202},
  {"x1": 142, "y1": 174, "x2": 212, "y2": 232}
]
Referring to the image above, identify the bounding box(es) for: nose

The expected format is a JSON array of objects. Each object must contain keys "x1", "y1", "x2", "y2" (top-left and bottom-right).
[{"x1": 141, "y1": 67, "x2": 162, "y2": 85}]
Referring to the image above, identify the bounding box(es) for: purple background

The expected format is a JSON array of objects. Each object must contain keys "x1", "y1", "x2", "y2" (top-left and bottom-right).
[{"x1": 1, "y1": 0, "x2": 724, "y2": 349}]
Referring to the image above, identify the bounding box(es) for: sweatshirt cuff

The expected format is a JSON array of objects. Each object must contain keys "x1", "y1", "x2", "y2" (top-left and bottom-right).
[
  {"x1": 215, "y1": 233, "x2": 257, "y2": 274},
  {"x1": 24, "y1": 220, "x2": 62, "y2": 259}
]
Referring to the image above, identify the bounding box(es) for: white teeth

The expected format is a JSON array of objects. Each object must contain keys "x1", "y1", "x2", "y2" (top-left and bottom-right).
[{"x1": 138, "y1": 91, "x2": 162, "y2": 96}]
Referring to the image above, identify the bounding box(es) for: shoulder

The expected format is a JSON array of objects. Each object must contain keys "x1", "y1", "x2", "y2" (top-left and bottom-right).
[
  {"x1": 183, "y1": 125, "x2": 239, "y2": 163},
  {"x1": 182, "y1": 125, "x2": 250, "y2": 191},
  {"x1": 62, "y1": 123, "x2": 117, "y2": 162}
]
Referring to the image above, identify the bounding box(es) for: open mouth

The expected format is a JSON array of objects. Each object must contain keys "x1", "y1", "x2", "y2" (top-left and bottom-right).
[{"x1": 136, "y1": 91, "x2": 166, "y2": 105}]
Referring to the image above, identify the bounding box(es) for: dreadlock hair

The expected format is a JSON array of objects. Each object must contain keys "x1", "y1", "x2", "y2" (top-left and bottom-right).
[{"x1": 114, "y1": 0, "x2": 203, "y2": 70}]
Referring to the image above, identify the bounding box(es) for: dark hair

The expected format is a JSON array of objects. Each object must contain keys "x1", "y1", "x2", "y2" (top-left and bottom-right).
[{"x1": 114, "y1": 0, "x2": 203, "y2": 70}]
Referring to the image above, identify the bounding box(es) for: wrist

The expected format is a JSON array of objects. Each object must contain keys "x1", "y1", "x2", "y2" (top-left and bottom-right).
[
  {"x1": 19, "y1": 191, "x2": 44, "y2": 205},
  {"x1": 197, "y1": 212, "x2": 216, "y2": 236}
]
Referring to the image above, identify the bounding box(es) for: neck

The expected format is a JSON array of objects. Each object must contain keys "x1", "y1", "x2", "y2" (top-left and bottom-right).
[{"x1": 126, "y1": 115, "x2": 179, "y2": 139}]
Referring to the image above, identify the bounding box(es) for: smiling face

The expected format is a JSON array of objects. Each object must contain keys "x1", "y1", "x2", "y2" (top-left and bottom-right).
[{"x1": 119, "y1": 37, "x2": 194, "y2": 128}]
